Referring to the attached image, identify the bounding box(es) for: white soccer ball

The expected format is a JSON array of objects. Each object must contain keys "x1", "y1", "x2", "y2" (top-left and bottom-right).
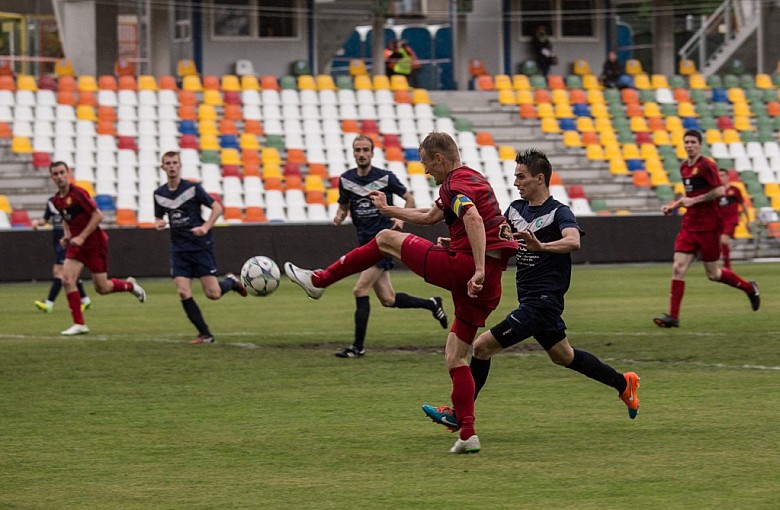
[{"x1": 240, "y1": 256, "x2": 281, "y2": 297}]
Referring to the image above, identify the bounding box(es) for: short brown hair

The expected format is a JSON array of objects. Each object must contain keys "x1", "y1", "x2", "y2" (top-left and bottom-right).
[
  {"x1": 419, "y1": 131, "x2": 459, "y2": 162},
  {"x1": 49, "y1": 160, "x2": 70, "y2": 173},
  {"x1": 352, "y1": 135, "x2": 374, "y2": 151},
  {"x1": 161, "y1": 151, "x2": 180, "y2": 163}
]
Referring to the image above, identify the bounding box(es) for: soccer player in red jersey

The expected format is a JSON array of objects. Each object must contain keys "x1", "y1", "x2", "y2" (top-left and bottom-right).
[
  {"x1": 48, "y1": 161, "x2": 146, "y2": 335},
  {"x1": 284, "y1": 132, "x2": 518, "y2": 454},
  {"x1": 718, "y1": 168, "x2": 747, "y2": 269},
  {"x1": 653, "y1": 131, "x2": 759, "y2": 328}
]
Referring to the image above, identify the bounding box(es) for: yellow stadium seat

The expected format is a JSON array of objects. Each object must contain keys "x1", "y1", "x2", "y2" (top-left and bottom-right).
[
  {"x1": 304, "y1": 175, "x2": 326, "y2": 192},
  {"x1": 551, "y1": 89, "x2": 569, "y2": 105},
  {"x1": 182, "y1": 75, "x2": 202, "y2": 92},
  {"x1": 512, "y1": 74, "x2": 531, "y2": 90},
  {"x1": 11, "y1": 136, "x2": 32, "y2": 154},
  {"x1": 576, "y1": 117, "x2": 595, "y2": 132},
  {"x1": 77, "y1": 75, "x2": 98, "y2": 92},
  {"x1": 727, "y1": 88, "x2": 746, "y2": 103},
  {"x1": 221, "y1": 75, "x2": 241, "y2": 92},
  {"x1": 666, "y1": 116, "x2": 684, "y2": 133},
  {"x1": 263, "y1": 162, "x2": 283, "y2": 179},
  {"x1": 0, "y1": 194, "x2": 11, "y2": 213},
  {"x1": 678, "y1": 59, "x2": 696, "y2": 76},
  {"x1": 594, "y1": 116, "x2": 614, "y2": 133},
  {"x1": 582, "y1": 74, "x2": 601, "y2": 90},
  {"x1": 734, "y1": 116, "x2": 754, "y2": 131},
  {"x1": 652, "y1": 130, "x2": 672, "y2": 146},
  {"x1": 75, "y1": 180, "x2": 96, "y2": 197},
  {"x1": 650, "y1": 74, "x2": 669, "y2": 89},
  {"x1": 54, "y1": 58, "x2": 75, "y2": 77},
  {"x1": 572, "y1": 59, "x2": 592, "y2": 76},
  {"x1": 348, "y1": 59, "x2": 367, "y2": 76},
  {"x1": 722, "y1": 128, "x2": 741, "y2": 143},
  {"x1": 17, "y1": 75, "x2": 37, "y2": 91},
  {"x1": 732, "y1": 102, "x2": 752, "y2": 117},
  {"x1": 373, "y1": 75, "x2": 390, "y2": 90},
  {"x1": 587, "y1": 88, "x2": 605, "y2": 104},
  {"x1": 241, "y1": 75, "x2": 260, "y2": 90},
  {"x1": 198, "y1": 120, "x2": 218, "y2": 136},
  {"x1": 609, "y1": 157, "x2": 629, "y2": 175},
  {"x1": 554, "y1": 103, "x2": 574, "y2": 118},
  {"x1": 675, "y1": 143, "x2": 687, "y2": 159},
  {"x1": 135, "y1": 75, "x2": 156, "y2": 91},
  {"x1": 199, "y1": 134, "x2": 220, "y2": 151},
  {"x1": 298, "y1": 75, "x2": 317, "y2": 90},
  {"x1": 498, "y1": 145, "x2": 516, "y2": 160},
  {"x1": 677, "y1": 102, "x2": 698, "y2": 117},
  {"x1": 640, "y1": 143, "x2": 659, "y2": 160},
  {"x1": 202, "y1": 89, "x2": 223, "y2": 106},
  {"x1": 643, "y1": 102, "x2": 662, "y2": 118},
  {"x1": 650, "y1": 171, "x2": 671, "y2": 186},
  {"x1": 498, "y1": 89, "x2": 517, "y2": 106},
  {"x1": 633, "y1": 73, "x2": 652, "y2": 90},
  {"x1": 262, "y1": 147, "x2": 281, "y2": 164},
  {"x1": 645, "y1": 158, "x2": 664, "y2": 174},
  {"x1": 562, "y1": 130, "x2": 582, "y2": 147},
  {"x1": 688, "y1": 73, "x2": 707, "y2": 89},
  {"x1": 590, "y1": 102, "x2": 609, "y2": 119},
  {"x1": 494, "y1": 74, "x2": 512, "y2": 91},
  {"x1": 622, "y1": 143, "x2": 640, "y2": 160},
  {"x1": 326, "y1": 188, "x2": 340, "y2": 204},
  {"x1": 354, "y1": 75, "x2": 372, "y2": 90},
  {"x1": 540, "y1": 117, "x2": 560, "y2": 133},
  {"x1": 316, "y1": 75, "x2": 336, "y2": 91},
  {"x1": 221, "y1": 148, "x2": 241, "y2": 166},
  {"x1": 407, "y1": 161, "x2": 425, "y2": 175},
  {"x1": 411, "y1": 88, "x2": 431, "y2": 104},
  {"x1": 198, "y1": 104, "x2": 218, "y2": 121},
  {"x1": 755, "y1": 73, "x2": 773, "y2": 90},
  {"x1": 239, "y1": 133, "x2": 260, "y2": 150},
  {"x1": 516, "y1": 89, "x2": 534, "y2": 105},
  {"x1": 602, "y1": 142, "x2": 621, "y2": 160},
  {"x1": 629, "y1": 116, "x2": 649, "y2": 132},
  {"x1": 76, "y1": 105, "x2": 97, "y2": 121},
  {"x1": 177, "y1": 59, "x2": 198, "y2": 77},
  {"x1": 625, "y1": 59, "x2": 643, "y2": 75},
  {"x1": 585, "y1": 144, "x2": 605, "y2": 160},
  {"x1": 705, "y1": 129, "x2": 723, "y2": 144}
]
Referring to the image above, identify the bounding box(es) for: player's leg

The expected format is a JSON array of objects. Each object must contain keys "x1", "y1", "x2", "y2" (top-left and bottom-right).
[
  {"x1": 703, "y1": 259, "x2": 760, "y2": 311},
  {"x1": 445, "y1": 325, "x2": 481, "y2": 453},
  {"x1": 36, "y1": 263, "x2": 62, "y2": 313},
  {"x1": 285, "y1": 229, "x2": 408, "y2": 299},
  {"x1": 178, "y1": 276, "x2": 214, "y2": 344},
  {"x1": 544, "y1": 336, "x2": 639, "y2": 419},
  {"x1": 654, "y1": 250, "x2": 694, "y2": 327},
  {"x1": 59, "y1": 258, "x2": 88, "y2": 334},
  {"x1": 373, "y1": 262, "x2": 448, "y2": 328},
  {"x1": 720, "y1": 232, "x2": 732, "y2": 269},
  {"x1": 335, "y1": 267, "x2": 382, "y2": 358}
]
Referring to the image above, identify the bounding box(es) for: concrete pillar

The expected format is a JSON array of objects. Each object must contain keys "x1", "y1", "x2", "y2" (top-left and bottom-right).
[
  {"x1": 652, "y1": 0, "x2": 676, "y2": 75},
  {"x1": 54, "y1": 0, "x2": 117, "y2": 76}
]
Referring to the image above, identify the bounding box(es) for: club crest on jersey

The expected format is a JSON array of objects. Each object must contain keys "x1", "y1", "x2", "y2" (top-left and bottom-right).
[
  {"x1": 499, "y1": 223, "x2": 512, "y2": 241},
  {"x1": 534, "y1": 218, "x2": 546, "y2": 229}
]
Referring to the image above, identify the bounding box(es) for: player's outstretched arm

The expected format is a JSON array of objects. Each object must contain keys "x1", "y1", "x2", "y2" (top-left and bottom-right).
[{"x1": 369, "y1": 191, "x2": 443, "y2": 225}]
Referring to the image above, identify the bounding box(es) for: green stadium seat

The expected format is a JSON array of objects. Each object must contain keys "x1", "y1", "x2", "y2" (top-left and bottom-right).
[
  {"x1": 739, "y1": 74, "x2": 756, "y2": 90},
  {"x1": 336, "y1": 75, "x2": 353, "y2": 90},
  {"x1": 668, "y1": 75, "x2": 687, "y2": 89},
  {"x1": 706, "y1": 74, "x2": 723, "y2": 88},
  {"x1": 723, "y1": 74, "x2": 740, "y2": 88},
  {"x1": 433, "y1": 103, "x2": 452, "y2": 118},
  {"x1": 565, "y1": 74, "x2": 583, "y2": 89},
  {"x1": 655, "y1": 185, "x2": 675, "y2": 203},
  {"x1": 279, "y1": 75, "x2": 297, "y2": 90},
  {"x1": 265, "y1": 134, "x2": 286, "y2": 150},
  {"x1": 530, "y1": 74, "x2": 547, "y2": 89},
  {"x1": 454, "y1": 117, "x2": 472, "y2": 132}
]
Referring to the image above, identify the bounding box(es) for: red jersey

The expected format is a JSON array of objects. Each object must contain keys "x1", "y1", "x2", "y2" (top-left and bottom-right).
[
  {"x1": 51, "y1": 184, "x2": 106, "y2": 247},
  {"x1": 719, "y1": 184, "x2": 744, "y2": 227},
  {"x1": 680, "y1": 156, "x2": 722, "y2": 231},
  {"x1": 435, "y1": 166, "x2": 517, "y2": 260}
]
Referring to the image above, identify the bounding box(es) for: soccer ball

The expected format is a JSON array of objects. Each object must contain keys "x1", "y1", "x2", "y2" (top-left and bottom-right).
[{"x1": 240, "y1": 256, "x2": 281, "y2": 297}]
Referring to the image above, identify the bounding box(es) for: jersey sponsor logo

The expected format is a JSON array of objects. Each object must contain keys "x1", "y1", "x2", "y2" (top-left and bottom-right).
[
  {"x1": 155, "y1": 186, "x2": 197, "y2": 210},
  {"x1": 341, "y1": 175, "x2": 390, "y2": 197}
]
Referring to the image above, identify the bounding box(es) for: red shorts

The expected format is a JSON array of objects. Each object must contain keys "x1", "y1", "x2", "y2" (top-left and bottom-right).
[
  {"x1": 721, "y1": 222, "x2": 738, "y2": 237},
  {"x1": 674, "y1": 228, "x2": 720, "y2": 262},
  {"x1": 66, "y1": 236, "x2": 109, "y2": 274},
  {"x1": 400, "y1": 235, "x2": 506, "y2": 341}
]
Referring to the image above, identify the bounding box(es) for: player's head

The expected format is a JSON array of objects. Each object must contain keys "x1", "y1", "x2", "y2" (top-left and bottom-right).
[
  {"x1": 515, "y1": 148, "x2": 552, "y2": 187},
  {"x1": 719, "y1": 167, "x2": 730, "y2": 185},
  {"x1": 419, "y1": 131, "x2": 461, "y2": 184},
  {"x1": 49, "y1": 161, "x2": 71, "y2": 189},
  {"x1": 161, "y1": 151, "x2": 181, "y2": 178},
  {"x1": 683, "y1": 129, "x2": 703, "y2": 159},
  {"x1": 352, "y1": 135, "x2": 374, "y2": 169}
]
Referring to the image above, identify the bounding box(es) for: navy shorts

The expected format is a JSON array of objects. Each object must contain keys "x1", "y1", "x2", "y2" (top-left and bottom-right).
[
  {"x1": 491, "y1": 296, "x2": 567, "y2": 351},
  {"x1": 171, "y1": 249, "x2": 219, "y2": 279}
]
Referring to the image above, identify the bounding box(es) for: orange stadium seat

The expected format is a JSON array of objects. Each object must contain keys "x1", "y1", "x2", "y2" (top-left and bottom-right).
[
  {"x1": 115, "y1": 59, "x2": 135, "y2": 77},
  {"x1": 118, "y1": 75, "x2": 137, "y2": 90},
  {"x1": 159, "y1": 75, "x2": 178, "y2": 90},
  {"x1": 98, "y1": 75, "x2": 118, "y2": 90},
  {"x1": 475, "y1": 75, "x2": 495, "y2": 91}
]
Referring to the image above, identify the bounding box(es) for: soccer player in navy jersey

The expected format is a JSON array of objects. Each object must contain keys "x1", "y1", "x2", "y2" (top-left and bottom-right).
[
  {"x1": 48, "y1": 161, "x2": 146, "y2": 336},
  {"x1": 331, "y1": 135, "x2": 447, "y2": 358},
  {"x1": 654, "y1": 130, "x2": 759, "y2": 328},
  {"x1": 285, "y1": 131, "x2": 517, "y2": 453},
  {"x1": 423, "y1": 149, "x2": 640, "y2": 438},
  {"x1": 718, "y1": 168, "x2": 747, "y2": 270},
  {"x1": 154, "y1": 151, "x2": 247, "y2": 345},
  {"x1": 33, "y1": 197, "x2": 91, "y2": 314}
]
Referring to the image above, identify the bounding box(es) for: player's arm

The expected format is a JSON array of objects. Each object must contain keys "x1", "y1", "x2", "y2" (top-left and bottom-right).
[
  {"x1": 333, "y1": 203, "x2": 349, "y2": 225},
  {"x1": 60, "y1": 220, "x2": 72, "y2": 247},
  {"x1": 462, "y1": 207, "x2": 486, "y2": 298},
  {"x1": 70, "y1": 209, "x2": 104, "y2": 247},
  {"x1": 369, "y1": 190, "x2": 443, "y2": 225},
  {"x1": 154, "y1": 195, "x2": 167, "y2": 230},
  {"x1": 195, "y1": 200, "x2": 222, "y2": 236},
  {"x1": 516, "y1": 226, "x2": 580, "y2": 253},
  {"x1": 680, "y1": 185, "x2": 725, "y2": 208},
  {"x1": 390, "y1": 191, "x2": 416, "y2": 230}
]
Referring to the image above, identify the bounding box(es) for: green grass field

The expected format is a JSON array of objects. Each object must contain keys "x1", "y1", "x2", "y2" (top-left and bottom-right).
[{"x1": 1, "y1": 262, "x2": 778, "y2": 509}]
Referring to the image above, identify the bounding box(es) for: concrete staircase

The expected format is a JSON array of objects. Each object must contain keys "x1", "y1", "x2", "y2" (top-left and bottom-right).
[{"x1": 0, "y1": 142, "x2": 51, "y2": 215}]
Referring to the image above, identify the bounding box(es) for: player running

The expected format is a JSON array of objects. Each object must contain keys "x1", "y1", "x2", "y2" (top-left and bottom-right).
[{"x1": 717, "y1": 168, "x2": 747, "y2": 270}]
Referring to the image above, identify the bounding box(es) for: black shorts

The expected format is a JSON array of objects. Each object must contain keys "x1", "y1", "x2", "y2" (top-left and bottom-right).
[
  {"x1": 491, "y1": 296, "x2": 567, "y2": 351},
  {"x1": 171, "y1": 249, "x2": 219, "y2": 279}
]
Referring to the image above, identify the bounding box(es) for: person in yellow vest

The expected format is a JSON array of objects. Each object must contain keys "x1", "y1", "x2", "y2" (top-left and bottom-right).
[{"x1": 390, "y1": 40, "x2": 418, "y2": 87}]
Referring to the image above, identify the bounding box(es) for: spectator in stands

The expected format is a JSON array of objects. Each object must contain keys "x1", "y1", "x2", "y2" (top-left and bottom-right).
[
  {"x1": 48, "y1": 161, "x2": 146, "y2": 336},
  {"x1": 32, "y1": 198, "x2": 91, "y2": 314},
  {"x1": 330, "y1": 135, "x2": 448, "y2": 358},
  {"x1": 530, "y1": 25, "x2": 556, "y2": 77},
  {"x1": 653, "y1": 130, "x2": 760, "y2": 328},
  {"x1": 423, "y1": 149, "x2": 641, "y2": 436},
  {"x1": 384, "y1": 40, "x2": 398, "y2": 76},
  {"x1": 718, "y1": 168, "x2": 748, "y2": 270},
  {"x1": 389, "y1": 40, "x2": 417, "y2": 86},
  {"x1": 600, "y1": 51, "x2": 624, "y2": 88},
  {"x1": 153, "y1": 151, "x2": 247, "y2": 345}
]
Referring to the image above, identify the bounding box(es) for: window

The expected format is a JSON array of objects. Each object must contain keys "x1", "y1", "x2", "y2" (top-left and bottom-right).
[
  {"x1": 520, "y1": 0, "x2": 595, "y2": 38},
  {"x1": 211, "y1": 0, "x2": 298, "y2": 40}
]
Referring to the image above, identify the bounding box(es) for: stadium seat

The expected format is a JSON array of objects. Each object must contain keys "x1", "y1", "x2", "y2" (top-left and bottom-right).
[{"x1": 678, "y1": 59, "x2": 696, "y2": 76}]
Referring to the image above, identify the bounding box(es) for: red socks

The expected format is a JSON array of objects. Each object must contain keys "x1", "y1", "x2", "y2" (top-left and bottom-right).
[
  {"x1": 718, "y1": 268, "x2": 751, "y2": 292},
  {"x1": 449, "y1": 365, "x2": 476, "y2": 440},
  {"x1": 312, "y1": 237, "x2": 384, "y2": 288},
  {"x1": 66, "y1": 290, "x2": 85, "y2": 325},
  {"x1": 669, "y1": 279, "x2": 685, "y2": 320},
  {"x1": 110, "y1": 278, "x2": 132, "y2": 292}
]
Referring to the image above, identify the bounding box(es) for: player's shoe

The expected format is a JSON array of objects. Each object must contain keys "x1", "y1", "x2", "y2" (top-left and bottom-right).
[
  {"x1": 284, "y1": 262, "x2": 324, "y2": 299},
  {"x1": 450, "y1": 435, "x2": 481, "y2": 454},
  {"x1": 226, "y1": 273, "x2": 248, "y2": 297},
  {"x1": 61, "y1": 324, "x2": 89, "y2": 336},
  {"x1": 422, "y1": 404, "x2": 459, "y2": 431},
  {"x1": 35, "y1": 300, "x2": 53, "y2": 313},
  {"x1": 81, "y1": 297, "x2": 92, "y2": 312},
  {"x1": 653, "y1": 313, "x2": 679, "y2": 328},
  {"x1": 190, "y1": 335, "x2": 215, "y2": 345},
  {"x1": 748, "y1": 281, "x2": 760, "y2": 311},
  {"x1": 430, "y1": 297, "x2": 448, "y2": 329},
  {"x1": 126, "y1": 277, "x2": 146, "y2": 303},
  {"x1": 334, "y1": 345, "x2": 365, "y2": 358},
  {"x1": 620, "y1": 372, "x2": 640, "y2": 419}
]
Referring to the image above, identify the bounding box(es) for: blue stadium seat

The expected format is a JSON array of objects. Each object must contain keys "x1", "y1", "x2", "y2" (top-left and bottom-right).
[
  {"x1": 682, "y1": 117, "x2": 701, "y2": 130},
  {"x1": 573, "y1": 103, "x2": 591, "y2": 117},
  {"x1": 95, "y1": 194, "x2": 116, "y2": 212},
  {"x1": 403, "y1": 148, "x2": 421, "y2": 161},
  {"x1": 558, "y1": 118, "x2": 577, "y2": 131},
  {"x1": 627, "y1": 159, "x2": 645, "y2": 172},
  {"x1": 178, "y1": 120, "x2": 198, "y2": 135},
  {"x1": 219, "y1": 134, "x2": 240, "y2": 149},
  {"x1": 711, "y1": 88, "x2": 728, "y2": 103}
]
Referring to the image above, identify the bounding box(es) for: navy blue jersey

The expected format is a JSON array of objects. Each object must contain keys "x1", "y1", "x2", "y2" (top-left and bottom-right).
[
  {"x1": 338, "y1": 166, "x2": 408, "y2": 244},
  {"x1": 154, "y1": 180, "x2": 216, "y2": 252},
  {"x1": 43, "y1": 197, "x2": 64, "y2": 232},
  {"x1": 505, "y1": 196, "x2": 582, "y2": 305}
]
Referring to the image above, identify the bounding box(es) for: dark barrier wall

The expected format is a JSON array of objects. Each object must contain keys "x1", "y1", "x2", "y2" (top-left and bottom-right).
[{"x1": 0, "y1": 215, "x2": 682, "y2": 282}]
